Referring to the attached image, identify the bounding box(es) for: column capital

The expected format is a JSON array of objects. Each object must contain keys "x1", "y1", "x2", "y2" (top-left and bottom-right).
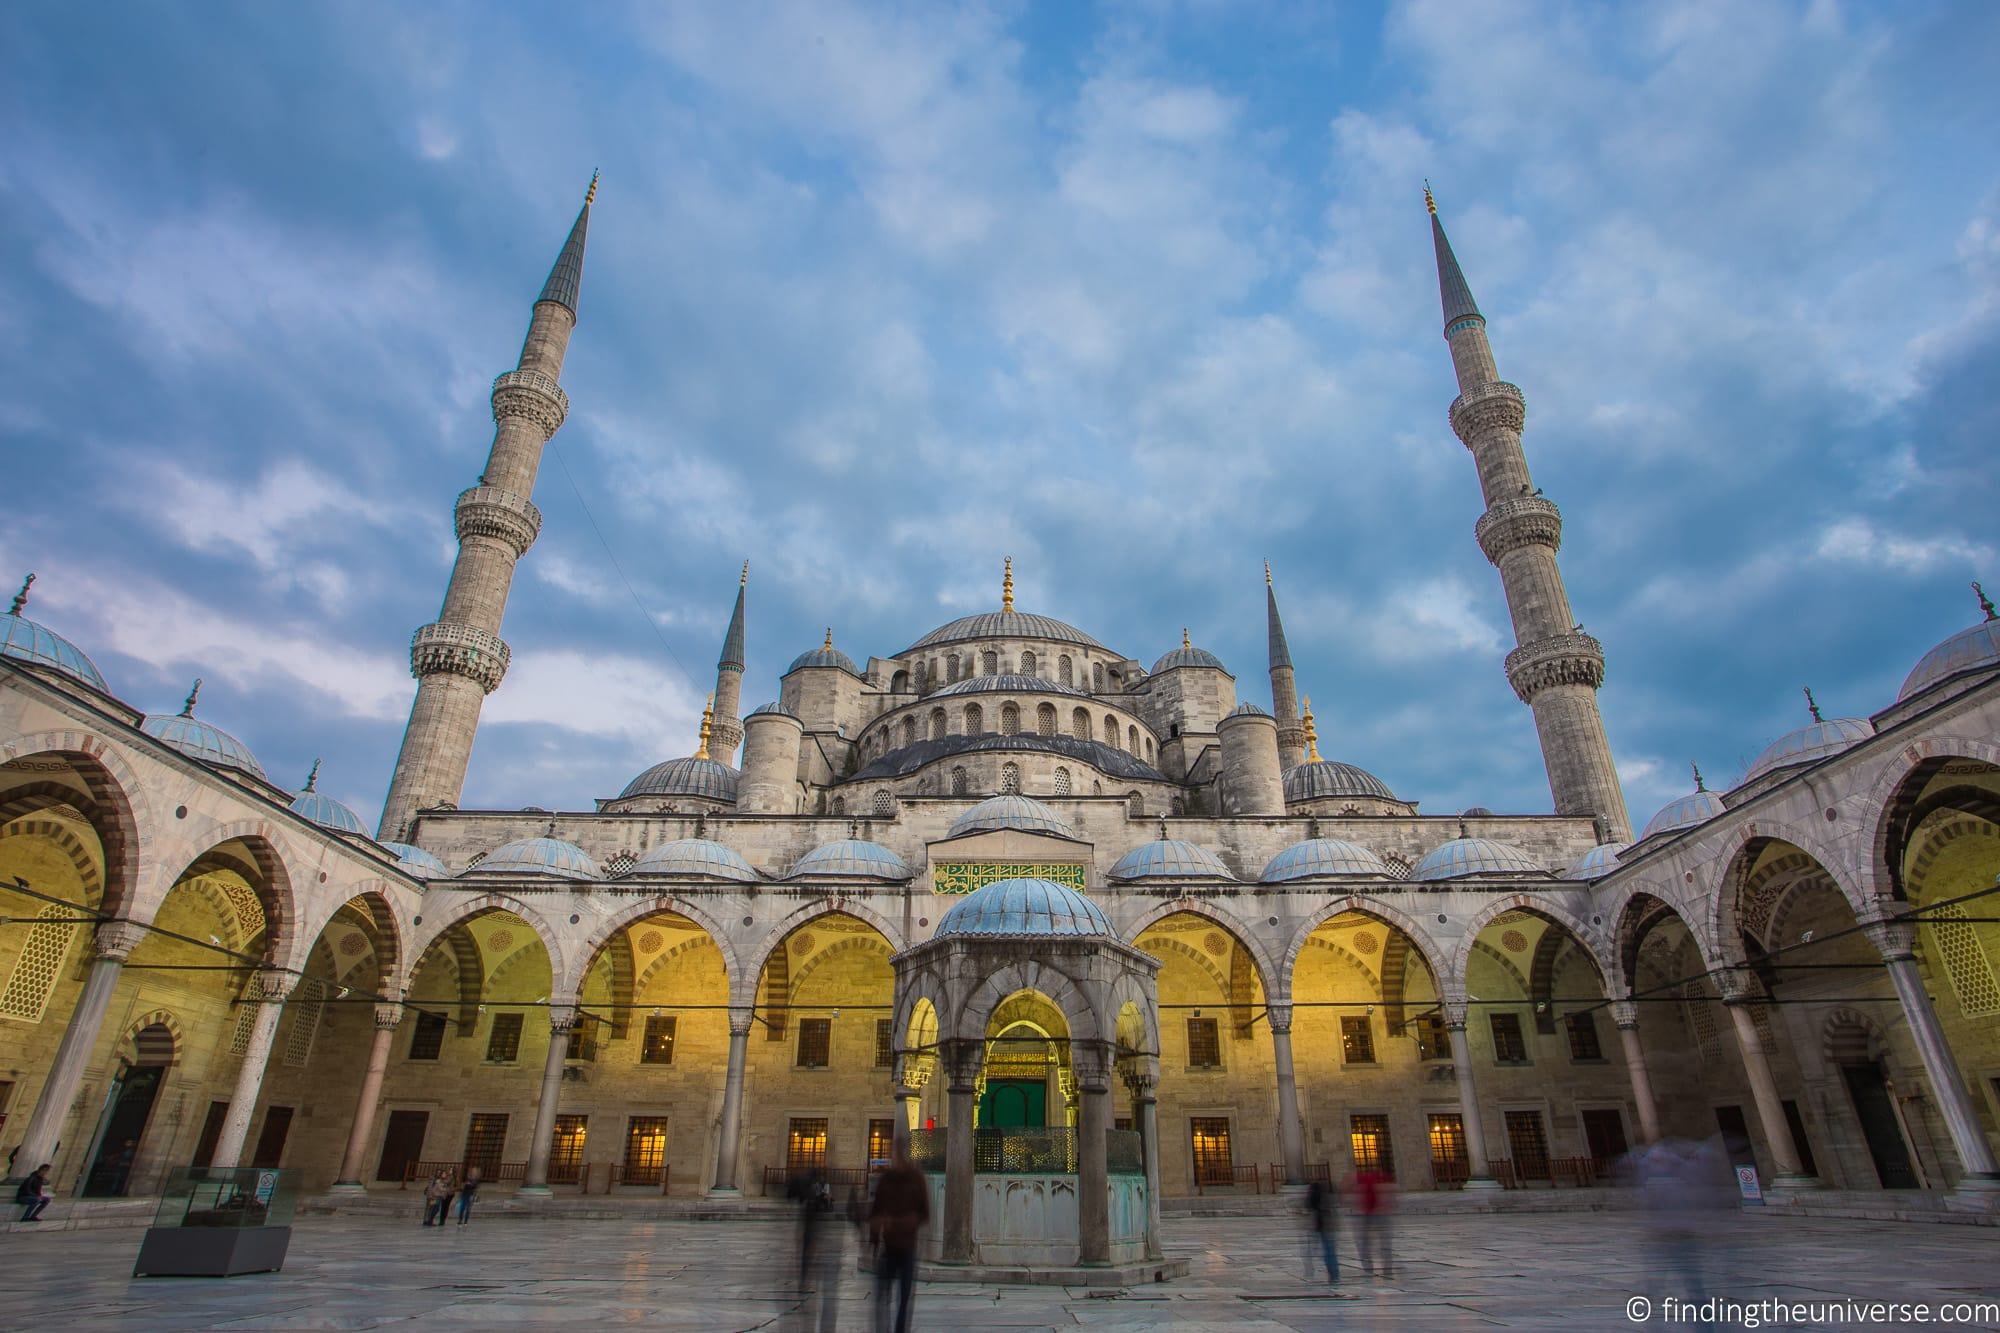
[
  {"x1": 547, "y1": 1004, "x2": 580, "y2": 1035},
  {"x1": 1609, "y1": 999, "x2": 1640, "y2": 1031},
  {"x1": 373, "y1": 1002, "x2": 405, "y2": 1031},
  {"x1": 726, "y1": 1007, "x2": 755, "y2": 1037},
  {"x1": 1440, "y1": 998, "x2": 1471, "y2": 1030},
  {"x1": 1859, "y1": 910, "x2": 1918, "y2": 962},
  {"x1": 1266, "y1": 1002, "x2": 1294, "y2": 1033},
  {"x1": 91, "y1": 920, "x2": 146, "y2": 962},
  {"x1": 1716, "y1": 968, "x2": 1765, "y2": 1006},
  {"x1": 250, "y1": 970, "x2": 295, "y2": 1003},
  {"x1": 1121, "y1": 1068, "x2": 1157, "y2": 1099}
]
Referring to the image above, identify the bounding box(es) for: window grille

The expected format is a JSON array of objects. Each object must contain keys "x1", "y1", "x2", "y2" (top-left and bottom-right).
[
  {"x1": 797, "y1": 1017, "x2": 832, "y2": 1068},
  {"x1": 1349, "y1": 1113, "x2": 1394, "y2": 1178},
  {"x1": 868, "y1": 1118, "x2": 894, "y2": 1166},
  {"x1": 550, "y1": 1115, "x2": 587, "y2": 1184},
  {"x1": 566, "y1": 1014, "x2": 601, "y2": 1062},
  {"x1": 1189, "y1": 1118, "x2": 1232, "y2": 1185},
  {"x1": 282, "y1": 979, "x2": 325, "y2": 1067},
  {"x1": 1059, "y1": 656, "x2": 1073, "y2": 686},
  {"x1": 788, "y1": 1118, "x2": 829, "y2": 1170},
  {"x1": 1001, "y1": 703, "x2": 1020, "y2": 733},
  {"x1": 1185, "y1": 1016, "x2": 1221, "y2": 1068},
  {"x1": 1340, "y1": 1015, "x2": 1376, "y2": 1064},
  {"x1": 1489, "y1": 1012, "x2": 1528, "y2": 1064},
  {"x1": 1428, "y1": 1113, "x2": 1468, "y2": 1170},
  {"x1": 1104, "y1": 714, "x2": 1117, "y2": 745},
  {"x1": 930, "y1": 710, "x2": 946, "y2": 741},
  {"x1": 1417, "y1": 1012, "x2": 1450, "y2": 1060},
  {"x1": 950, "y1": 767, "x2": 968, "y2": 796},
  {"x1": 0, "y1": 903, "x2": 76, "y2": 1023},
  {"x1": 484, "y1": 1011, "x2": 523, "y2": 1063},
  {"x1": 902, "y1": 717, "x2": 917, "y2": 746},
  {"x1": 1683, "y1": 982, "x2": 1719, "y2": 1059},
  {"x1": 1020, "y1": 650, "x2": 1036, "y2": 674},
  {"x1": 872, "y1": 790, "x2": 893, "y2": 816},
  {"x1": 946, "y1": 654, "x2": 960, "y2": 683},
  {"x1": 1566, "y1": 1011, "x2": 1603, "y2": 1061},
  {"x1": 1037, "y1": 704, "x2": 1057, "y2": 736},
  {"x1": 874, "y1": 1018, "x2": 893, "y2": 1068},
  {"x1": 1127, "y1": 725, "x2": 1139, "y2": 753},
  {"x1": 1053, "y1": 767, "x2": 1071, "y2": 796},
  {"x1": 641, "y1": 1015, "x2": 677, "y2": 1065},
  {"x1": 624, "y1": 1117, "x2": 668, "y2": 1184},
  {"x1": 964, "y1": 704, "x2": 982, "y2": 734},
  {"x1": 408, "y1": 1011, "x2": 447, "y2": 1060},
  {"x1": 1092, "y1": 663, "x2": 1105, "y2": 691},
  {"x1": 1000, "y1": 762, "x2": 1020, "y2": 794},
  {"x1": 1072, "y1": 708, "x2": 1091, "y2": 741},
  {"x1": 463, "y1": 1113, "x2": 509, "y2": 1177},
  {"x1": 604, "y1": 852, "x2": 635, "y2": 876},
  {"x1": 1504, "y1": 1110, "x2": 1550, "y2": 1179},
  {"x1": 1928, "y1": 904, "x2": 2000, "y2": 1017},
  {"x1": 982, "y1": 650, "x2": 998, "y2": 675}
]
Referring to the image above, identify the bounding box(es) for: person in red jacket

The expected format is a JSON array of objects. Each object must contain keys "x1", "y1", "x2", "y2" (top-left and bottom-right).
[{"x1": 1354, "y1": 1165, "x2": 1395, "y2": 1278}]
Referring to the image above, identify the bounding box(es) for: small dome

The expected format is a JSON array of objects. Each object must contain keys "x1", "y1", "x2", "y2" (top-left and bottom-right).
[
  {"x1": 906, "y1": 611, "x2": 1104, "y2": 654},
  {"x1": 1413, "y1": 836, "x2": 1546, "y2": 880},
  {"x1": 947, "y1": 794, "x2": 1076, "y2": 840},
  {"x1": 141, "y1": 692, "x2": 265, "y2": 780},
  {"x1": 381, "y1": 841, "x2": 448, "y2": 876},
  {"x1": 619, "y1": 756, "x2": 740, "y2": 802},
  {"x1": 1, "y1": 580, "x2": 108, "y2": 692},
  {"x1": 1108, "y1": 839, "x2": 1235, "y2": 881},
  {"x1": 787, "y1": 839, "x2": 911, "y2": 880},
  {"x1": 1744, "y1": 717, "x2": 1874, "y2": 783},
  {"x1": 1150, "y1": 639, "x2": 1227, "y2": 674},
  {"x1": 930, "y1": 673, "x2": 1087, "y2": 700},
  {"x1": 788, "y1": 632, "x2": 860, "y2": 675},
  {"x1": 1283, "y1": 759, "x2": 1397, "y2": 803},
  {"x1": 1640, "y1": 788, "x2": 1728, "y2": 841},
  {"x1": 290, "y1": 788, "x2": 367, "y2": 835},
  {"x1": 626, "y1": 838, "x2": 757, "y2": 881},
  {"x1": 1563, "y1": 842, "x2": 1630, "y2": 881},
  {"x1": 1462, "y1": 806, "x2": 1494, "y2": 817},
  {"x1": 470, "y1": 836, "x2": 599, "y2": 878},
  {"x1": 1261, "y1": 838, "x2": 1389, "y2": 881},
  {"x1": 934, "y1": 876, "x2": 1112, "y2": 938},
  {"x1": 1226, "y1": 702, "x2": 1269, "y2": 717},
  {"x1": 747, "y1": 701, "x2": 797, "y2": 719},
  {"x1": 1899, "y1": 614, "x2": 2000, "y2": 701}
]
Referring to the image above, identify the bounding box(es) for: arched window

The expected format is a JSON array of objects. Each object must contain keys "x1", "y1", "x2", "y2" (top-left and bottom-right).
[
  {"x1": 832, "y1": 796, "x2": 845, "y2": 815},
  {"x1": 1092, "y1": 780, "x2": 1102, "y2": 795},
  {"x1": 891, "y1": 670, "x2": 910, "y2": 694},
  {"x1": 1000, "y1": 762, "x2": 1020, "y2": 794},
  {"x1": 1127, "y1": 724, "x2": 1139, "y2": 753},
  {"x1": 1144, "y1": 737, "x2": 1153, "y2": 760},
  {"x1": 902, "y1": 716, "x2": 917, "y2": 747},
  {"x1": 1092, "y1": 662, "x2": 1104, "y2": 692},
  {"x1": 982, "y1": 650, "x2": 998, "y2": 675},
  {"x1": 1054, "y1": 767, "x2": 1072, "y2": 796},
  {"x1": 1020, "y1": 649, "x2": 1037, "y2": 675},
  {"x1": 1103, "y1": 713, "x2": 1117, "y2": 745},
  {"x1": 946, "y1": 654, "x2": 961, "y2": 683},
  {"x1": 873, "y1": 790, "x2": 893, "y2": 816},
  {"x1": 929, "y1": 709, "x2": 946, "y2": 741},
  {"x1": 1059, "y1": 655, "x2": 1073, "y2": 686},
  {"x1": 1037, "y1": 703, "x2": 1057, "y2": 736},
  {"x1": 1127, "y1": 792, "x2": 1144, "y2": 817},
  {"x1": 1072, "y1": 708, "x2": 1091, "y2": 742},
  {"x1": 950, "y1": 766, "x2": 968, "y2": 796},
  {"x1": 1001, "y1": 702, "x2": 1020, "y2": 734},
  {"x1": 913, "y1": 661, "x2": 928, "y2": 693},
  {"x1": 964, "y1": 704, "x2": 982, "y2": 735}
]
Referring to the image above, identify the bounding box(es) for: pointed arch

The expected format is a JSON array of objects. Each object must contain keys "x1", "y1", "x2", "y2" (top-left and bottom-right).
[
  {"x1": 569, "y1": 893, "x2": 741, "y2": 1003},
  {"x1": 1284, "y1": 894, "x2": 1449, "y2": 1001},
  {"x1": 0, "y1": 734, "x2": 155, "y2": 920},
  {"x1": 1446, "y1": 892, "x2": 1609, "y2": 995},
  {"x1": 1121, "y1": 898, "x2": 1281, "y2": 1004}
]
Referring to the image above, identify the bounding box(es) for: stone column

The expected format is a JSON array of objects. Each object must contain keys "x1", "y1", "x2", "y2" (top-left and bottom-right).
[
  {"x1": 1723, "y1": 988, "x2": 1816, "y2": 1186},
  {"x1": 1077, "y1": 1050, "x2": 1111, "y2": 1265},
  {"x1": 1611, "y1": 1000, "x2": 1661, "y2": 1146},
  {"x1": 1446, "y1": 1003, "x2": 1499, "y2": 1190},
  {"x1": 521, "y1": 1006, "x2": 578, "y2": 1195},
  {"x1": 943, "y1": 1071, "x2": 977, "y2": 1264},
  {"x1": 330, "y1": 1002, "x2": 405, "y2": 1192},
  {"x1": 1268, "y1": 1003, "x2": 1307, "y2": 1186},
  {"x1": 1127, "y1": 1072, "x2": 1163, "y2": 1260},
  {"x1": 707, "y1": 1008, "x2": 752, "y2": 1197},
  {"x1": 7, "y1": 921, "x2": 144, "y2": 1183},
  {"x1": 893, "y1": 1080, "x2": 921, "y2": 1160},
  {"x1": 1865, "y1": 918, "x2": 2000, "y2": 1200},
  {"x1": 210, "y1": 972, "x2": 295, "y2": 1170}
]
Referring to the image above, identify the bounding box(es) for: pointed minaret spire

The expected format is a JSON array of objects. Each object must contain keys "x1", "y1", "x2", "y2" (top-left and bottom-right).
[
  {"x1": 1002, "y1": 557, "x2": 1015, "y2": 613},
  {"x1": 710, "y1": 563, "x2": 749, "y2": 762},
  {"x1": 1803, "y1": 687, "x2": 1824, "y2": 724},
  {"x1": 179, "y1": 678, "x2": 203, "y2": 718},
  {"x1": 303, "y1": 758, "x2": 321, "y2": 792},
  {"x1": 9, "y1": 573, "x2": 34, "y2": 617},
  {"x1": 379, "y1": 179, "x2": 598, "y2": 841},
  {"x1": 1431, "y1": 185, "x2": 1630, "y2": 840},
  {"x1": 1264, "y1": 563, "x2": 1305, "y2": 770},
  {"x1": 693, "y1": 693, "x2": 714, "y2": 762}
]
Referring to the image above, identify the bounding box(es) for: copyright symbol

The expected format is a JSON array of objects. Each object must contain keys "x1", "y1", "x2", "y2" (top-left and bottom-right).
[{"x1": 1626, "y1": 1296, "x2": 1652, "y2": 1322}]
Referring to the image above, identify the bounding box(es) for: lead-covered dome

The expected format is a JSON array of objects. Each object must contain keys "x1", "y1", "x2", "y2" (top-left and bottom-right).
[
  {"x1": 1108, "y1": 839, "x2": 1235, "y2": 881},
  {"x1": 1261, "y1": 838, "x2": 1389, "y2": 881},
  {"x1": 470, "y1": 836, "x2": 599, "y2": 878},
  {"x1": 788, "y1": 630, "x2": 861, "y2": 676},
  {"x1": 930, "y1": 673, "x2": 1088, "y2": 700},
  {"x1": 906, "y1": 611, "x2": 1104, "y2": 655},
  {"x1": 1744, "y1": 716, "x2": 1873, "y2": 783},
  {"x1": 620, "y1": 756, "x2": 740, "y2": 802},
  {"x1": 946, "y1": 794, "x2": 1076, "y2": 840},
  {"x1": 1899, "y1": 598, "x2": 2000, "y2": 701},
  {"x1": 381, "y1": 841, "x2": 448, "y2": 876},
  {"x1": 1413, "y1": 836, "x2": 1546, "y2": 880},
  {"x1": 747, "y1": 700, "x2": 797, "y2": 718},
  {"x1": 1283, "y1": 759, "x2": 1397, "y2": 803},
  {"x1": 934, "y1": 876, "x2": 1112, "y2": 938},
  {"x1": 1640, "y1": 780, "x2": 1727, "y2": 841},
  {"x1": 1563, "y1": 842, "x2": 1630, "y2": 881},
  {"x1": 142, "y1": 682, "x2": 264, "y2": 780},
  {"x1": 787, "y1": 839, "x2": 911, "y2": 880},
  {"x1": 626, "y1": 838, "x2": 757, "y2": 881},
  {"x1": 1227, "y1": 702, "x2": 1269, "y2": 717},
  {"x1": 1150, "y1": 633, "x2": 1226, "y2": 675},
  {"x1": 2, "y1": 577, "x2": 108, "y2": 692}
]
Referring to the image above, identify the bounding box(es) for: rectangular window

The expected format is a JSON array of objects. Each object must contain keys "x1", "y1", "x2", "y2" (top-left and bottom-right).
[
  {"x1": 566, "y1": 1016, "x2": 600, "y2": 1062},
  {"x1": 463, "y1": 1113, "x2": 509, "y2": 1178},
  {"x1": 1489, "y1": 1012, "x2": 1528, "y2": 1064},
  {"x1": 788, "y1": 1118, "x2": 829, "y2": 1171},
  {"x1": 623, "y1": 1117, "x2": 667, "y2": 1185},
  {"x1": 641, "y1": 1015, "x2": 677, "y2": 1065},
  {"x1": 1565, "y1": 1011, "x2": 1603, "y2": 1061},
  {"x1": 375, "y1": 1109, "x2": 429, "y2": 1183},
  {"x1": 868, "y1": 1118, "x2": 894, "y2": 1167},
  {"x1": 875, "y1": 1018, "x2": 894, "y2": 1068},
  {"x1": 1504, "y1": 1109, "x2": 1550, "y2": 1180},
  {"x1": 796, "y1": 1017, "x2": 832, "y2": 1068},
  {"x1": 485, "y1": 1012, "x2": 523, "y2": 1063},
  {"x1": 251, "y1": 1106, "x2": 293, "y2": 1169},
  {"x1": 1190, "y1": 1117, "x2": 1233, "y2": 1186},
  {"x1": 1185, "y1": 1016, "x2": 1221, "y2": 1069},
  {"x1": 550, "y1": 1114, "x2": 587, "y2": 1184},
  {"x1": 1428, "y1": 1113, "x2": 1468, "y2": 1177},
  {"x1": 1349, "y1": 1113, "x2": 1395, "y2": 1179},
  {"x1": 1581, "y1": 1108, "x2": 1629, "y2": 1165},
  {"x1": 1418, "y1": 1011, "x2": 1450, "y2": 1061},
  {"x1": 192, "y1": 1100, "x2": 230, "y2": 1170},
  {"x1": 408, "y1": 1011, "x2": 446, "y2": 1061},
  {"x1": 1115, "y1": 1117, "x2": 1133, "y2": 1133},
  {"x1": 1781, "y1": 1100, "x2": 1819, "y2": 1178},
  {"x1": 1340, "y1": 1016, "x2": 1376, "y2": 1065}
]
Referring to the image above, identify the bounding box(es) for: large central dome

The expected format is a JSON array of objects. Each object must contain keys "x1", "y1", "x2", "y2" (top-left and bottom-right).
[{"x1": 904, "y1": 610, "x2": 1104, "y2": 655}]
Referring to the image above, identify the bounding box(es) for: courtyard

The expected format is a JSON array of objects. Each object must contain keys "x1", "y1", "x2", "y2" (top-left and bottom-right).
[{"x1": 8, "y1": 1209, "x2": 1998, "y2": 1331}]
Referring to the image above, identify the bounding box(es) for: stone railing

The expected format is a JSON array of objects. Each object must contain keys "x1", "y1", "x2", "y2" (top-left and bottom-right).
[
  {"x1": 490, "y1": 369, "x2": 569, "y2": 436},
  {"x1": 453, "y1": 485, "x2": 543, "y2": 557},
  {"x1": 1449, "y1": 380, "x2": 1526, "y2": 444},
  {"x1": 1475, "y1": 494, "x2": 1563, "y2": 563},
  {"x1": 1504, "y1": 631, "x2": 1606, "y2": 702},
  {"x1": 410, "y1": 622, "x2": 511, "y2": 693}
]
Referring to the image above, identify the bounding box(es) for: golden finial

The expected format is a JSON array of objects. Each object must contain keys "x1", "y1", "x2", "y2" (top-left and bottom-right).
[
  {"x1": 179, "y1": 677, "x2": 203, "y2": 718},
  {"x1": 1182, "y1": 628, "x2": 1192, "y2": 651},
  {"x1": 303, "y1": 758, "x2": 321, "y2": 792},
  {"x1": 1803, "y1": 686, "x2": 1823, "y2": 724},
  {"x1": 9, "y1": 573, "x2": 33, "y2": 617},
  {"x1": 585, "y1": 169, "x2": 599, "y2": 207},
  {"x1": 1264, "y1": 560, "x2": 1272, "y2": 588},
  {"x1": 1424, "y1": 180, "x2": 1437, "y2": 216},
  {"x1": 1002, "y1": 556, "x2": 1014, "y2": 613},
  {"x1": 694, "y1": 693, "x2": 714, "y2": 761},
  {"x1": 1691, "y1": 761, "x2": 1706, "y2": 793},
  {"x1": 822, "y1": 627, "x2": 833, "y2": 651},
  {"x1": 740, "y1": 560, "x2": 749, "y2": 588},
  {"x1": 1301, "y1": 695, "x2": 1322, "y2": 763}
]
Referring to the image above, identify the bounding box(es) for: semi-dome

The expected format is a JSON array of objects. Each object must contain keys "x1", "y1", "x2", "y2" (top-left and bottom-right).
[
  {"x1": 288, "y1": 763, "x2": 367, "y2": 835},
  {"x1": 930, "y1": 673, "x2": 1088, "y2": 700},
  {"x1": 1898, "y1": 591, "x2": 2000, "y2": 701},
  {"x1": 1744, "y1": 717, "x2": 1874, "y2": 783},
  {"x1": 787, "y1": 630, "x2": 861, "y2": 676},
  {"x1": 934, "y1": 876, "x2": 1112, "y2": 938},
  {"x1": 626, "y1": 838, "x2": 757, "y2": 881},
  {"x1": 1640, "y1": 769, "x2": 1728, "y2": 841},
  {"x1": 946, "y1": 794, "x2": 1076, "y2": 840},
  {"x1": 2, "y1": 577, "x2": 108, "y2": 692},
  {"x1": 747, "y1": 701, "x2": 797, "y2": 718},
  {"x1": 1413, "y1": 836, "x2": 1546, "y2": 880},
  {"x1": 1563, "y1": 842, "x2": 1630, "y2": 881},
  {"x1": 787, "y1": 839, "x2": 911, "y2": 880},
  {"x1": 381, "y1": 841, "x2": 448, "y2": 876},
  {"x1": 141, "y1": 682, "x2": 264, "y2": 780},
  {"x1": 906, "y1": 611, "x2": 1104, "y2": 655},
  {"x1": 619, "y1": 756, "x2": 740, "y2": 802},
  {"x1": 1108, "y1": 839, "x2": 1235, "y2": 881},
  {"x1": 1283, "y1": 759, "x2": 1397, "y2": 803},
  {"x1": 470, "y1": 836, "x2": 599, "y2": 878},
  {"x1": 1260, "y1": 838, "x2": 1389, "y2": 881},
  {"x1": 1150, "y1": 632, "x2": 1227, "y2": 675}
]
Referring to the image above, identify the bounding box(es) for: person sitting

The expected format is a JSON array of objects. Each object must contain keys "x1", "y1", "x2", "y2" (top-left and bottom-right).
[{"x1": 15, "y1": 1164, "x2": 52, "y2": 1222}]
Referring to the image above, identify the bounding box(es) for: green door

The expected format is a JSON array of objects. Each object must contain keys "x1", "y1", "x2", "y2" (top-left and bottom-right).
[{"x1": 980, "y1": 1078, "x2": 1047, "y2": 1128}]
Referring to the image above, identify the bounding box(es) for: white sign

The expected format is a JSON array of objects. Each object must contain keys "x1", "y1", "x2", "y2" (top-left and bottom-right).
[
  {"x1": 255, "y1": 1170, "x2": 279, "y2": 1205},
  {"x1": 1735, "y1": 1164, "x2": 1763, "y2": 1204}
]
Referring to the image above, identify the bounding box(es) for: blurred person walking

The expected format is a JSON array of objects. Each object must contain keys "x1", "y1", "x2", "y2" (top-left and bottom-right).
[
  {"x1": 1303, "y1": 1175, "x2": 1339, "y2": 1284},
  {"x1": 869, "y1": 1149, "x2": 929, "y2": 1333},
  {"x1": 1355, "y1": 1164, "x2": 1395, "y2": 1278}
]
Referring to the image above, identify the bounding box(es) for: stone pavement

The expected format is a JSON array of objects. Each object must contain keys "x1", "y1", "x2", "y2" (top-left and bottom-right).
[{"x1": 5, "y1": 1209, "x2": 1997, "y2": 1330}]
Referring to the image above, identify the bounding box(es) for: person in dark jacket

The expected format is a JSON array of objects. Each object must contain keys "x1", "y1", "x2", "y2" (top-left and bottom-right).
[
  {"x1": 15, "y1": 1164, "x2": 52, "y2": 1222},
  {"x1": 868, "y1": 1151, "x2": 930, "y2": 1333},
  {"x1": 456, "y1": 1167, "x2": 481, "y2": 1225},
  {"x1": 1304, "y1": 1177, "x2": 1338, "y2": 1283},
  {"x1": 421, "y1": 1171, "x2": 453, "y2": 1227}
]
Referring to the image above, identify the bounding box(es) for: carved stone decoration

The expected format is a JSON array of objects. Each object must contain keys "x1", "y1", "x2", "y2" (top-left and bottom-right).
[
  {"x1": 410, "y1": 622, "x2": 512, "y2": 693},
  {"x1": 1504, "y1": 632, "x2": 1608, "y2": 702},
  {"x1": 1448, "y1": 380, "x2": 1526, "y2": 443}
]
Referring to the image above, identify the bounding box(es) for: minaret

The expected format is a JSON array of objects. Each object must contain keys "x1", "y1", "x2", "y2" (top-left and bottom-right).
[
  {"x1": 1265, "y1": 561, "x2": 1305, "y2": 771},
  {"x1": 378, "y1": 174, "x2": 597, "y2": 840},
  {"x1": 710, "y1": 563, "x2": 748, "y2": 762},
  {"x1": 1429, "y1": 185, "x2": 1630, "y2": 839}
]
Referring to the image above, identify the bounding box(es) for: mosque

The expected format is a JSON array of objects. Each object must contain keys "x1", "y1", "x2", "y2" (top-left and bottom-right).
[{"x1": 2, "y1": 179, "x2": 1997, "y2": 1258}]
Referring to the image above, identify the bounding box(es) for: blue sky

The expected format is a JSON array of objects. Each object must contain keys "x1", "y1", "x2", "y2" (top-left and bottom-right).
[{"x1": 3, "y1": 1, "x2": 1996, "y2": 832}]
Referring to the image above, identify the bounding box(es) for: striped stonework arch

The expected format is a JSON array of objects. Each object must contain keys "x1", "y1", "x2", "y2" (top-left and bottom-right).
[
  {"x1": 1865, "y1": 739, "x2": 2000, "y2": 899},
  {"x1": 762, "y1": 938, "x2": 791, "y2": 1042},
  {"x1": 633, "y1": 933, "x2": 728, "y2": 993},
  {"x1": 118, "y1": 1009, "x2": 184, "y2": 1064},
  {"x1": 1467, "y1": 939, "x2": 1531, "y2": 999},
  {"x1": 1905, "y1": 810, "x2": 2000, "y2": 886},
  {"x1": 0, "y1": 816, "x2": 103, "y2": 901},
  {"x1": 1123, "y1": 899, "x2": 1281, "y2": 1005},
  {"x1": 0, "y1": 735, "x2": 156, "y2": 921},
  {"x1": 1448, "y1": 894, "x2": 1608, "y2": 993},
  {"x1": 787, "y1": 933, "x2": 892, "y2": 1001},
  {"x1": 1134, "y1": 933, "x2": 1231, "y2": 1000},
  {"x1": 1284, "y1": 895, "x2": 1448, "y2": 1002},
  {"x1": 1821, "y1": 1006, "x2": 1884, "y2": 1066}
]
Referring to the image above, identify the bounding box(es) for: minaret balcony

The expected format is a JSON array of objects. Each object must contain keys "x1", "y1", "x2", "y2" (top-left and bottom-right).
[
  {"x1": 1503, "y1": 632, "x2": 1606, "y2": 703},
  {"x1": 410, "y1": 622, "x2": 512, "y2": 693},
  {"x1": 1474, "y1": 495, "x2": 1563, "y2": 563},
  {"x1": 454, "y1": 485, "x2": 544, "y2": 556},
  {"x1": 1449, "y1": 380, "x2": 1525, "y2": 445},
  {"x1": 490, "y1": 369, "x2": 570, "y2": 435}
]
